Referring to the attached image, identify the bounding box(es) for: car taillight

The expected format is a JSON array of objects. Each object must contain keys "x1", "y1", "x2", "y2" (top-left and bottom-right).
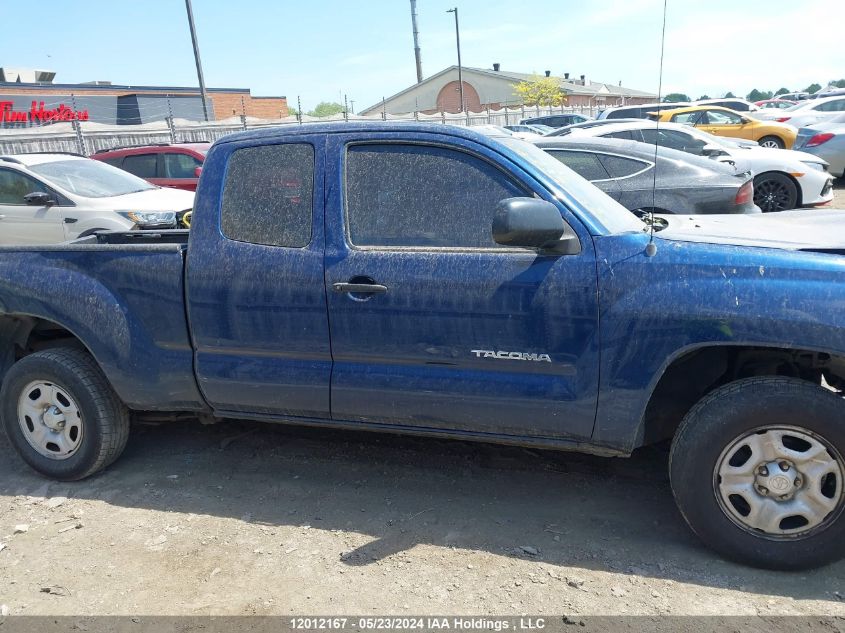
[
  {"x1": 806, "y1": 132, "x2": 834, "y2": 147},
  {"x1": 775, "y1": 117, "x2": 791, "y2": 122},
  {"x1": 735, "y1": 181, "x2": 753, "y2": 206}
]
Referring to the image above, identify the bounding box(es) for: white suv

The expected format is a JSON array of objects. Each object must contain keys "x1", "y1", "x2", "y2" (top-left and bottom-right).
[{"x1": 0, "y1": 153, "x2": 194, "y2": 245}]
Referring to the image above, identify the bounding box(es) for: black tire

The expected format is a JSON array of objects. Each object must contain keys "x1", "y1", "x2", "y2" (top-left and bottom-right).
[
  {"x1": 0, "y1": 348, "x2": 129, "y2": 480},
  {"x1": 758, "y1": 135, "x2": 785, "y2": 149},
  {"x1": 753, "y1": 172, "x2": 799, "y2": 212},
  {"x1": 669, "y1": 377, "x2": 845, "y2": 570}
]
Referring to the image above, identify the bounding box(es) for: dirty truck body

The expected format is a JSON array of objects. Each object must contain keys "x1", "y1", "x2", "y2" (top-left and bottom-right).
[{"x1": 1, "y1": 122, "x2": 844, "y2": 571}]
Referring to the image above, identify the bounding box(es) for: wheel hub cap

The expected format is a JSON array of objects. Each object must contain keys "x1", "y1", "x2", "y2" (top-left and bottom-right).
[
  {"x1": 714, "y1": 426, "x2": 844, "y2": 539},
  {"x1": 754, "y1": 459, "x2": 800, "y2": 499},
  {"x1": 17, "y1": 381, "x2": 83, "y2": 460}
]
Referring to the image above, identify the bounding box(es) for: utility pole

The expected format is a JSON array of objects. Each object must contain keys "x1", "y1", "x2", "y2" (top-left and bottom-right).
[
  {"x1": 185, "y1": 0, "x2": 210, "y2": 121},
  {"x1": 446, "y1": 7, "x2": 464, "y2": 112},
  {"x1": 410, "y1": 0, "x2": 423, "y2": 83}
]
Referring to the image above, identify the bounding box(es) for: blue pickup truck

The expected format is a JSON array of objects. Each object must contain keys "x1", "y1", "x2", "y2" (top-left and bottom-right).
[{"x1": 1, "y1": 122, "x2": 844, "y2": 570}]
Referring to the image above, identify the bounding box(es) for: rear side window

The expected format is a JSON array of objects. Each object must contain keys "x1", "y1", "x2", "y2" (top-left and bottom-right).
[
  {"x1": 671, "y1": 111, "x2": 702, "y2": 125},
  {"x1": 122, "y1": 154, "x2": 158, "y2": 178},
  {"x1": 221, "y1": 143, "x2": 314, "y2": 248},
  {"x1": 641, "y1": 129, "x2": 708, "y2": 155},
  {"x1": 345, "y1": 144, "x2": 528, "y2": 248},
  {"x1": 164, "y1": 153, "x2": 202, "y2": 178},
  {"x1": 607, "y1": 108, "x2": 641, "y2": 119},
  {"x1": 544, "y1": 150, "x2": 610, "y2": 181},
  {"x1": 597, "y1": 154, "x2": 649, "y2": 178}
]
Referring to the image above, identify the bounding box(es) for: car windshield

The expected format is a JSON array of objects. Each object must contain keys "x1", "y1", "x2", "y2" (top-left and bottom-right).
[
  {"x1": 496, "y1": 137, "x2": 644, "y2": 234},
  {"x1": 28, "y1": 159, "x2": 156, "y2": 198}
]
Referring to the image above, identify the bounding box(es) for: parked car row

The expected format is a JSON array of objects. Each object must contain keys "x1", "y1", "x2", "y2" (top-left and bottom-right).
[
  {"x1": 0, "y1": 153, "x2": 194, "y2": 245},
  {"x1": 552, "y1": 119, "x2": 834, "y2": 213},
  {"x1": 0, "y1": 111, "x2": 841, "y2": 247}
]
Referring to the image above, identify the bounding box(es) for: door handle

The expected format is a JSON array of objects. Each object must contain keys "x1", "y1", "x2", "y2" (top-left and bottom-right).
[{"x1": 332, "y1": 282, "x2": 388, "y2": 294}]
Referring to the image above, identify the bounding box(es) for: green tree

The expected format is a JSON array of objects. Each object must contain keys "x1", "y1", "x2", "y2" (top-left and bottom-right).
[
  {"x1": 831, "y1": 79, "x2": 845, "y2": 88},
  {"x1": 662, "y1": 92, "x2": 690, "y2": 103},
  {"x1": 697, "y1": 94, "x2": 710, "y2": 100},
  {"x1": 724, "y1": 91, "x2": 736, "y2": 98},
  {"x1": 308, "y1": 102, "x2": 345, "y2": 117},
  {"x1": 804, "y1": 83, "x2": 822, "y2": 94},
  {"x1": 774, "y1": 87, "x2": 791, "y2": 96},
  {"x1": 747, "y1": 88, "x2": 773, "y2": 101},
  {"x1": 514, "y1": 75, "x2": 567, "y2": 107}
]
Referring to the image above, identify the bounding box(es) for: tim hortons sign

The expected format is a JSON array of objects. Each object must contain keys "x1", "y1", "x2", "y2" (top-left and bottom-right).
[{"x1": 0, "y1": 100, "x2": 89, "y2": 123}]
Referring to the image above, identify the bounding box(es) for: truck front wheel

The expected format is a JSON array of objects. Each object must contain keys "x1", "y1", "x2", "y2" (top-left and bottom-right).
[
  {"x1": 670, "y1": 377, "x2": 845, "y2": 570},
  {"x1": 1, "y1": 348, "x2": 130, "y2": 481}
]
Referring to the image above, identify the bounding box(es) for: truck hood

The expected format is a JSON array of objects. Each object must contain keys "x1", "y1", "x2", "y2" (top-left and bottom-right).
[
  {"x1": 657, "y1": 209, "x2": 845, "y2": 252},
  {"x1": 87, "y1": 187, "x2": 195, "y2": 211}
]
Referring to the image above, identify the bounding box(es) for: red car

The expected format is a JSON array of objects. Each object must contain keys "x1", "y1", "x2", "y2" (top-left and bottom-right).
[
  {"x1": 754, "y1": 98, "x2": 797, "y2": 110},
  {"x1": 92, "y1": 143, "x2": 210, "y2": 191}
]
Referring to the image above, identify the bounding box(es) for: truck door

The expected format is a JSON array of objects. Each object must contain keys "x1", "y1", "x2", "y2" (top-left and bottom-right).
[
  {"x1": 186, "y1": 138, "x2": 331, "y2": 419},
  {"x1": 324, "y1": 134, "x2": 600, "y2": 440}
]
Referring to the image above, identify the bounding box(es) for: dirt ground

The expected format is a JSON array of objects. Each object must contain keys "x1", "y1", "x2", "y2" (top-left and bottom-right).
[{"x1": 1, "y1": 417, "x2": 844, "y2": 617}]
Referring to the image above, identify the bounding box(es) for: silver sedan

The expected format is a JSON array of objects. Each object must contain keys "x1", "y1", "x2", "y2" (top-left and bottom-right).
[{"x1": 794, "y1": 113, "x2": 845, "y2": 179}]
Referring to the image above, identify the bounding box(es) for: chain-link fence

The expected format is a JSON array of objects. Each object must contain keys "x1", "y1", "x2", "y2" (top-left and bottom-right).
[{"x1": 0, "y1": 103, "x2": 599, "y2": 156}]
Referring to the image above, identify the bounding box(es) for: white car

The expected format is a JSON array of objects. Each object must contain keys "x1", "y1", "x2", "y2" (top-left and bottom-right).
[
  {"x1": 565, "y1": 120, "x2": 834, "y2": 213},
  {"x1": 0, "y1": 153, "x2": 194, "y2": 245},
  {"x1": 472, "y1": 124, "x2": 542, "y2": 141},
  {"x1": 754, "y1": 95, "x2": 845, "y2": 128}
]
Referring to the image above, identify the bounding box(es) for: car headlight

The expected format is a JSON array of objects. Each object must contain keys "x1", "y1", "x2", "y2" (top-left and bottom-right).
[
  {"x1": 117, "y1": 211, "x2": 177, "y2": 227},
  {"x1": 801, "y1": 161, "x2": 828, "y2": 172}
]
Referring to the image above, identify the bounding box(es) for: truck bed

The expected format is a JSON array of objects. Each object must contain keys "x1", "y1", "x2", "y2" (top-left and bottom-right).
[{"x1": 0, "y1": 231, "x2": 205, "y2": 411}]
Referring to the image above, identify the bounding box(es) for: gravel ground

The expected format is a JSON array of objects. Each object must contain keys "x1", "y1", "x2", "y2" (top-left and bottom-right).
[{"x1": 1, "y1": 419, "x2": 844, "y2": 617}]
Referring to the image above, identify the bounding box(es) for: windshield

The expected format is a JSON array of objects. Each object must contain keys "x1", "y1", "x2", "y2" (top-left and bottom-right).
[
  {"x1": 496, "y1": 137, "x2": 643, "y2": 235},
  {"x1": 29, "y1": 159, "x2": 156, "y2": 198}
]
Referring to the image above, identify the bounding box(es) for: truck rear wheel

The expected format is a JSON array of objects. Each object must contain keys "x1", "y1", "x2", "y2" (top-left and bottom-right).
[
  {"x1": 1, "y1": 348, "x2": 129, "y2": 481},
  {"x1": 669, "y1": 377, "x2": 845, "y2": 570}
]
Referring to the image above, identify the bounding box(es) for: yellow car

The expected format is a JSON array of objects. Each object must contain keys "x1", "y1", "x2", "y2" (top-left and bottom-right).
[{"x1": 650, "y1": 105, "x2": 797, "y2": 149}]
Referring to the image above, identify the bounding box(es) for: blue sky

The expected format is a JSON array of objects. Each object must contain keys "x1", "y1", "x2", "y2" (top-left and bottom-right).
[{"x1": 1, "y1": 0, "x2": 842, "y2": 112}]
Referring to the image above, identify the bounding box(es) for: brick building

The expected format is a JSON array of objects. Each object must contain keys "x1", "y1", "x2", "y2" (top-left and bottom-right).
[
  {"x1": 360, "y1": 65, "x2": 657, "y2": 116},
  {"x1": 0, "y1": 68, "x2": 288, "y2": 126}
]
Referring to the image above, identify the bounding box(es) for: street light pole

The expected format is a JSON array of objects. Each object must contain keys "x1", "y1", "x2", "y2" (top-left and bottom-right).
[
  {"x1": 184, "y1": 0, "x2": 210, "y2": 121},
  {"x1": 446, "y1": 7, "x2": 464, "y2": 113}
]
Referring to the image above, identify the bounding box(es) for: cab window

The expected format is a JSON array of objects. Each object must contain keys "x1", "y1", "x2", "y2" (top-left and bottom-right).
[{"x1": 345, "y1": 144, "x2": 529, "y2": 248}]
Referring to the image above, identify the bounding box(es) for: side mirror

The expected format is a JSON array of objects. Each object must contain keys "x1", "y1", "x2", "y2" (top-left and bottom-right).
[
  {"x1": 193, "y1": 166, "x2": 203, "y2": 178},
  {"x1": 24, "y1": 191, "x2": 56, "y2": 207},
  {"x1": 492, "y1": 197, "x2": 580, "y2": 254}
]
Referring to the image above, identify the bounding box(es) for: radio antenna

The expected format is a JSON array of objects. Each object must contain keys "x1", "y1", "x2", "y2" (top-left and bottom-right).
[{"x1": 646, "y1": 0, "x2": 669, "y2": 258}]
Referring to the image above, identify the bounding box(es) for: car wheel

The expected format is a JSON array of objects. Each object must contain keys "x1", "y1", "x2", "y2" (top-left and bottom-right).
[
  {"x1": 1, "y1": 348, "x2": 130, "y2": 480},
  {"x1": 758, "y1": 135, "x2": 785, "y2": 149},
  {"x1": 669, "y1": 377, "x2": 845, "y2": 570},
  {"x1": 753, "y1": 172, "x2": 798, "y2": 212}
]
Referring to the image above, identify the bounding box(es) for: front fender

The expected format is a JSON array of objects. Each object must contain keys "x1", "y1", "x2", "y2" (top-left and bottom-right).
[{"x1": 591, "y1": 232, "x2": 845, "y2": 450}]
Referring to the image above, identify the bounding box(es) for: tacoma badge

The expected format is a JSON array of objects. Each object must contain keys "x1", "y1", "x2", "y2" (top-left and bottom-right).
[{"x1": 471, "y1": 350, "x2": 552, "y2": 362}]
